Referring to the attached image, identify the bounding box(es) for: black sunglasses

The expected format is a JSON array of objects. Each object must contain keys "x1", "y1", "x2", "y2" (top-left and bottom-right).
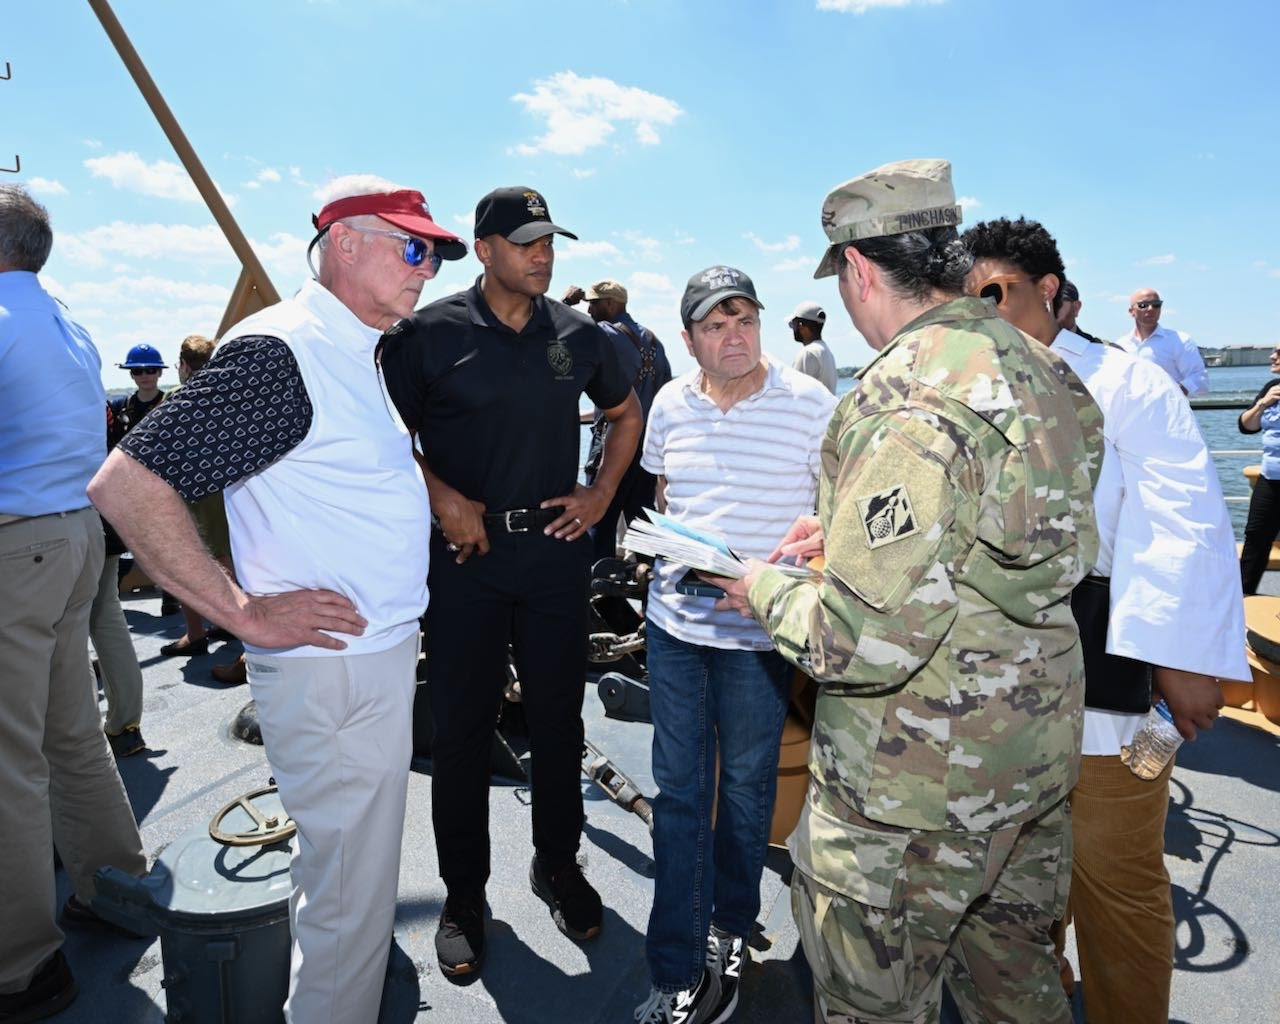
[
  {"x1": 1135, "y1": 299, "x2": 1163, "y2": 310},
  {"x1": 130, "y1": 367, "x2": 161, "y2": 376}
]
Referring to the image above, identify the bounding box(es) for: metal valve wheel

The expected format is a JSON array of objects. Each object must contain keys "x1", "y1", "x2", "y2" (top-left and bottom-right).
[{"x1": 208, "y1": 785, "x2": 297, "y2": 847}]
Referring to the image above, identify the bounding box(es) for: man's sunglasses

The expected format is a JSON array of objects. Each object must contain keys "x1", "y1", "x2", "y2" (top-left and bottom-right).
[
  {"x1": 1134, "y1": 299, "x2": 1163, "y2": 310},
  {"x1": 349, "y1": 226, "x2": 441, "y2": 272},
  {"x1": 971, "y1": 274, "x2": 1033, "y2": 308},
  {"x1": 129, "y1": 367, "x2": 161, "y2": 376}
]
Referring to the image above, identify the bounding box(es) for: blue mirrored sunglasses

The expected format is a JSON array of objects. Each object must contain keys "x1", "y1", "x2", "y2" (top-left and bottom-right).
[{"x1": 351, "y1": 226, "x2": 442, "y2": 272}]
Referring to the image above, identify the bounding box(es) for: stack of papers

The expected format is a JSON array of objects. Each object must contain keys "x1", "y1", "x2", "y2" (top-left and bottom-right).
[{"x1": 622, "y1": 509, "x2": 815, "y2": 580}]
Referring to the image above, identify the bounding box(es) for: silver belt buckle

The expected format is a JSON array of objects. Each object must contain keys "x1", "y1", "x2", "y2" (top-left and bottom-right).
[{"x1": 505, "y1": 509, "x2": 530, "y2": 533}]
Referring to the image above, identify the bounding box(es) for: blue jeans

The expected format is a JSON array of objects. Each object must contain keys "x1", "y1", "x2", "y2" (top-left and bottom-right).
[{"x1": 644, "y1": 619, "x2": 792, "y2": 990}]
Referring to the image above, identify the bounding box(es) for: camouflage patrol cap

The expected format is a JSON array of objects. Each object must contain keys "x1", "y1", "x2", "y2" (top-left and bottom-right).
[{"x1": 814, "y1": 159, "x2": 963, "y2": 279}]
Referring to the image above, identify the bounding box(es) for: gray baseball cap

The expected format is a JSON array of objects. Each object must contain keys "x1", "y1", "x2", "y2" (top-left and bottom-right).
[
  {"x1": 814, "y1": 158, "x2": 962, "y2": 278},
  {"x1": 680, "y1": 266, "x2": 762, "y2": 326}
]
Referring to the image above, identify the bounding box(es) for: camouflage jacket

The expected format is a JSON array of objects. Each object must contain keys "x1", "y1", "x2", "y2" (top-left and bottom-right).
[{"x1": 749, "y1": 297, "x2": 1102, "y2": 833}]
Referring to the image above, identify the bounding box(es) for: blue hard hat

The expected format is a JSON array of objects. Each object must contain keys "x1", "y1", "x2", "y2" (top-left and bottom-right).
[{"x1": 119, "y1": 343, "x2": 166, "y2": 369}]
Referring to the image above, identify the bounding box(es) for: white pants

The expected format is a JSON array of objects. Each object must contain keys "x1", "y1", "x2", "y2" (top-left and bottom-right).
[{"x1": 248, "y1": 633, "x2": 418, "y2": 1024}]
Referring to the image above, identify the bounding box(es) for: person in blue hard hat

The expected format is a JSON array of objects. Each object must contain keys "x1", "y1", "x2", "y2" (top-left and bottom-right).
[
  {"x1": 109, "y1": 343, "x2": 166, "y2": 444},
  {"x1": 109, "y1": 342, "x2": 180, "y2": 614}
]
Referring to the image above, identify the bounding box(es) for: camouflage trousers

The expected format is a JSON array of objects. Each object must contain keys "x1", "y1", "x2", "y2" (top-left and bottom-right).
[{"x1": 790, "y1": 787, "x2": 1073, "y2": 1024}]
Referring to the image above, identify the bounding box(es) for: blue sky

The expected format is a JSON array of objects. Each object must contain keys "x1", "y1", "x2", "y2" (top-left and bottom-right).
[{"x1": 7, "y1": 0, "x2": 1279, "y2": 389}]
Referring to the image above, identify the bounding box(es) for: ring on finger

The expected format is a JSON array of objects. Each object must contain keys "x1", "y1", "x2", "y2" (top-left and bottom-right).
[{"x1": 446, "y1": 541, "x2": 461, "y2": 552}]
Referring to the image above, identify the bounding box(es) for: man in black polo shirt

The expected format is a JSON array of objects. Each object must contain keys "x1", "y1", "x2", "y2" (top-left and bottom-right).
[{"x1": 379, "y1": 185, "x2": 642, "y2": 978}]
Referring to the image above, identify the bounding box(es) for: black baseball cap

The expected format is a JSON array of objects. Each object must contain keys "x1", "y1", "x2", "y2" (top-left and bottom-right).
[
  {"x1": 473, "y1": 186, "x2": 579, "y2": 244},
  {"x1": 680, "y1": 265, "x2": 763, "y2": 327}
]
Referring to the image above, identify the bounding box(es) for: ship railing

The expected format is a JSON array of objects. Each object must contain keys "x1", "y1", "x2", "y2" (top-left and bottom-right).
[{"x1": 1213, "y1": 448, "x2": 1263, "y2": 503}]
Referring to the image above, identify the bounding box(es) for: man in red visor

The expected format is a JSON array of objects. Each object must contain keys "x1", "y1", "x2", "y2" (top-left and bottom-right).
[{"x1": 90, "y1": 175, "x2": 465, "y2": 1022}]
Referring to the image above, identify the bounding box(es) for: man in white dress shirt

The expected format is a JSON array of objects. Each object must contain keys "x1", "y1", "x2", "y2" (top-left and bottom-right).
[
  {"x1": 963, "y1": 217, "x2": 1247, "y2": 1024},
  {"x1": 1115, "y1": 287, "x2": 1208, "y2": 396}
]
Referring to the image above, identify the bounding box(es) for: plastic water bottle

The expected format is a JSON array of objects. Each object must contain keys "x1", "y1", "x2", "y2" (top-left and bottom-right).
[{"x1": 1120, "y1": 700, "x2": 1183, "y2": 780}]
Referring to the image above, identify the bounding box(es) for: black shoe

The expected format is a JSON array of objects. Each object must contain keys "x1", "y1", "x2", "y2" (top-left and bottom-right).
[
  {"x1": 60, "y1": 896, "x2": 146, "y2": 940},
  {"x1": 529, "y1": 855, "x2": 602, "y2": 941},
  {"x1": 0, "y1": 949, "x2": 78, "y2": 1023},
  {"x1": 435, "y1": 894, "x2": 485, "y2": 977},
  {"x1": 633, "y1": 969, "x2": 721, "y2": 1024},
  {"x1": 160, "y1": 635, "x2": 210, "y2": 657},
  {"x1": 106, "y1": 726, "x2": 146, "y2": 758},
  {"x1": 704, "y1": 925, "x2": 746, "y2": 1024}
]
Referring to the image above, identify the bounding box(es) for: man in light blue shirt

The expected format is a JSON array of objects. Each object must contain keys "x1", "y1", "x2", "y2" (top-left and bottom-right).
[{"x1": 0, "y1": 184, "x2": 145, "y2": 1018}]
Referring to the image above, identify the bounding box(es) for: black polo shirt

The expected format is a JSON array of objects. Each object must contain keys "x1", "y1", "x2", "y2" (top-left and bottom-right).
[{"x1": 379, "y1": 276, "x2": 632, "y2": 512}]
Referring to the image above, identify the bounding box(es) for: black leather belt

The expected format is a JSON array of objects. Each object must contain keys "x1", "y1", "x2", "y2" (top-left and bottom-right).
[{"x1": 481, "y1": 507, "x2": 563, "y2": 534}]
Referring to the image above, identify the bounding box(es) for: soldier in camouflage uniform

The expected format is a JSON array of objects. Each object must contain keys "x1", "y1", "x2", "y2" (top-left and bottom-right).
[{"x1": 717, "y1": 159, "x2": 1103, "y2": 1023}]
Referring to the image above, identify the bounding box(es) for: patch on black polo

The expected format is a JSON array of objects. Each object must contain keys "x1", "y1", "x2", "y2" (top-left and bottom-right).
[{"x1": 547, "y1": 338, "x2": 573, "y2": 377}]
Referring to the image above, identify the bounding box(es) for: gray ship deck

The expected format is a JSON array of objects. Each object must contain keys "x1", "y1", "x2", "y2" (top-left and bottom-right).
[{"x1": 52, "y1": 587, "x2": 1280, "y2": 1023}]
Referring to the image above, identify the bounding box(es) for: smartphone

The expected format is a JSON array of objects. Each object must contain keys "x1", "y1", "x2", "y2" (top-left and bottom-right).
[{"x1": 675, "y1": 569, "x2": 727, "y2": 599}]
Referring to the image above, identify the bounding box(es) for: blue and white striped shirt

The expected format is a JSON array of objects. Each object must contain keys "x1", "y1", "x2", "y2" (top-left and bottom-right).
[{"x1": 641, "y1": 358, "x2": 836, "y2": 650}]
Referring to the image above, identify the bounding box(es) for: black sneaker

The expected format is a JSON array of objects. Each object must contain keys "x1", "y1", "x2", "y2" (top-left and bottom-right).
[
  {"x1": 633, "y1": 969, "x2": 721, "y2": 1024},
  {"x1": 529, "y1": 855, "x2": 602, "y2": 941},
  {"x1": 106, "y1": 726, "x2": 146, "y2": 758},
  {"x1": 435, "y1": 894, "x2": 485, "y2": 977},
  {"x1": 0, "y1": 949, "x2": 78, "y2": 1023},
  {"x1": 704, "y1": 925, "x2": 746, "y2": 1023}
]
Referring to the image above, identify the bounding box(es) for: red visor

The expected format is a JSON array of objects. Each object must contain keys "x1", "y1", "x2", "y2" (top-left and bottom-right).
[{"x1": 313, "y1": 190, "x2": 467, "y2": 260}]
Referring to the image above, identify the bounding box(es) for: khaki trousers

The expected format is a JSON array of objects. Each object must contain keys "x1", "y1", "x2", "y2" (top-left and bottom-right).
[
  {"x1": 248, "y1": 632, "x2": 418, "y2": 1024},
  {"x1": 1056, "y1": 754, "x2": 1175, "y2": 1024},
  {"x1": 0, "y1": 509, "x2": 146, "y2": 993},
  {"x1": 90, "y1": 554, "x2": 144, "y2": 734}
]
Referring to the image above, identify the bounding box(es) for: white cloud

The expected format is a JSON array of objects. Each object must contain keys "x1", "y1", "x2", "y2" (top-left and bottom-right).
[
  {"x1": 58, "y1": 275, "x2": 231, "y2": 306},
  {"x1": 58, "y1": 221, "x2": 228, "y2": 268},
  {"x1": 244, "y1": 167, "x2": 283, "y2": 189},
  {"x1": 253, "y1": 232, "x2": 310, "y2": 283},
  {"x1": 1268, "y1": 268, "x2": 1280, "y2": 279},
  {"x1": 84, "y1": 151, "x2": 236, "y2": 206},
  {"x1": 771, "y1": 256, "x2": 814, "y2": 273},
  {"x1": 571, "y1": 168, "x2": 596, "y2": 179},
  {"x1": 617, "y1": 231, "x2": 662, "y2": 262},
  {"x1": 1138, "y1": 253, "x2": 1176, "y2": 266},
  {"x1": 511, "y1": 72, "x2": 682, "y2": 156},
  {"x1": 452, "y1": 211, "x2": 475, "y2": 229},
  {"x1": 675, "y1": 233, "x2": 696, "y2": 246},
  {"x1": 82, "y1": 139, "x2": 102, "y2": 150},
  {"x1": 25, "y1": 177, "x2": 67, "y2": 196},
  {"x1": 559, "y1": 239, "x2": 623, "y2": 262},
  {"x1": 744, "y1": 231, "x2": 802, "y2": 253},
  {"x1": 627, "y1": 271, "x2": 680, "y2": 298},
  {"x1": 818, "y1": 0, "x2": 945, "y2": 13},
  {"x1": 957, "y1": 195, "x2": 981, "y2": 210}
]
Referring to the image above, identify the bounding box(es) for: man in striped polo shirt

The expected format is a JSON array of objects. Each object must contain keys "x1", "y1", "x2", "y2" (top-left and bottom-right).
[{"x1": 634, "y1": 266, "x2": 835, "y2": 1024}]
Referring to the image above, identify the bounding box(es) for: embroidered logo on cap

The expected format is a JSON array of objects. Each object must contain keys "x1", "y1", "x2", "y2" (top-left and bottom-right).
[
  {"x1": 524, "y1": 191, "x2": 547, "y2": 219},
  {"x1": 701, "y1": 266, "x2": 740, "y2": 290},
  {"x1": 857, "y1": 484, "x2": 918, "y2": 549}
]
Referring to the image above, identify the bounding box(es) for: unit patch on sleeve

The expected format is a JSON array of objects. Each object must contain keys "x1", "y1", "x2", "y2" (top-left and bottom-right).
[{"x1": 857, "y1": 484, "x2": 918, "y2": 549}]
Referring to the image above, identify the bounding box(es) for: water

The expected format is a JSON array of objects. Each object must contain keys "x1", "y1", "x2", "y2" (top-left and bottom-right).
[
  {"x1": 1119, "y1": 701, "x2": 1184, "y2": 780},
  {"x1": 834, "y1": 364, "x2": 1271, "y2": 541}
]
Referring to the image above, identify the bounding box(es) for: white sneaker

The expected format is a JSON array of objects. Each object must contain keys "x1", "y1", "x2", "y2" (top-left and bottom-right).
[
  {"x1": 634, "y1": 969, "x2": 722, "y2": 1024},
  {"x1": 704, "y1": 925, "x2": 746, "y2": 1023}
]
